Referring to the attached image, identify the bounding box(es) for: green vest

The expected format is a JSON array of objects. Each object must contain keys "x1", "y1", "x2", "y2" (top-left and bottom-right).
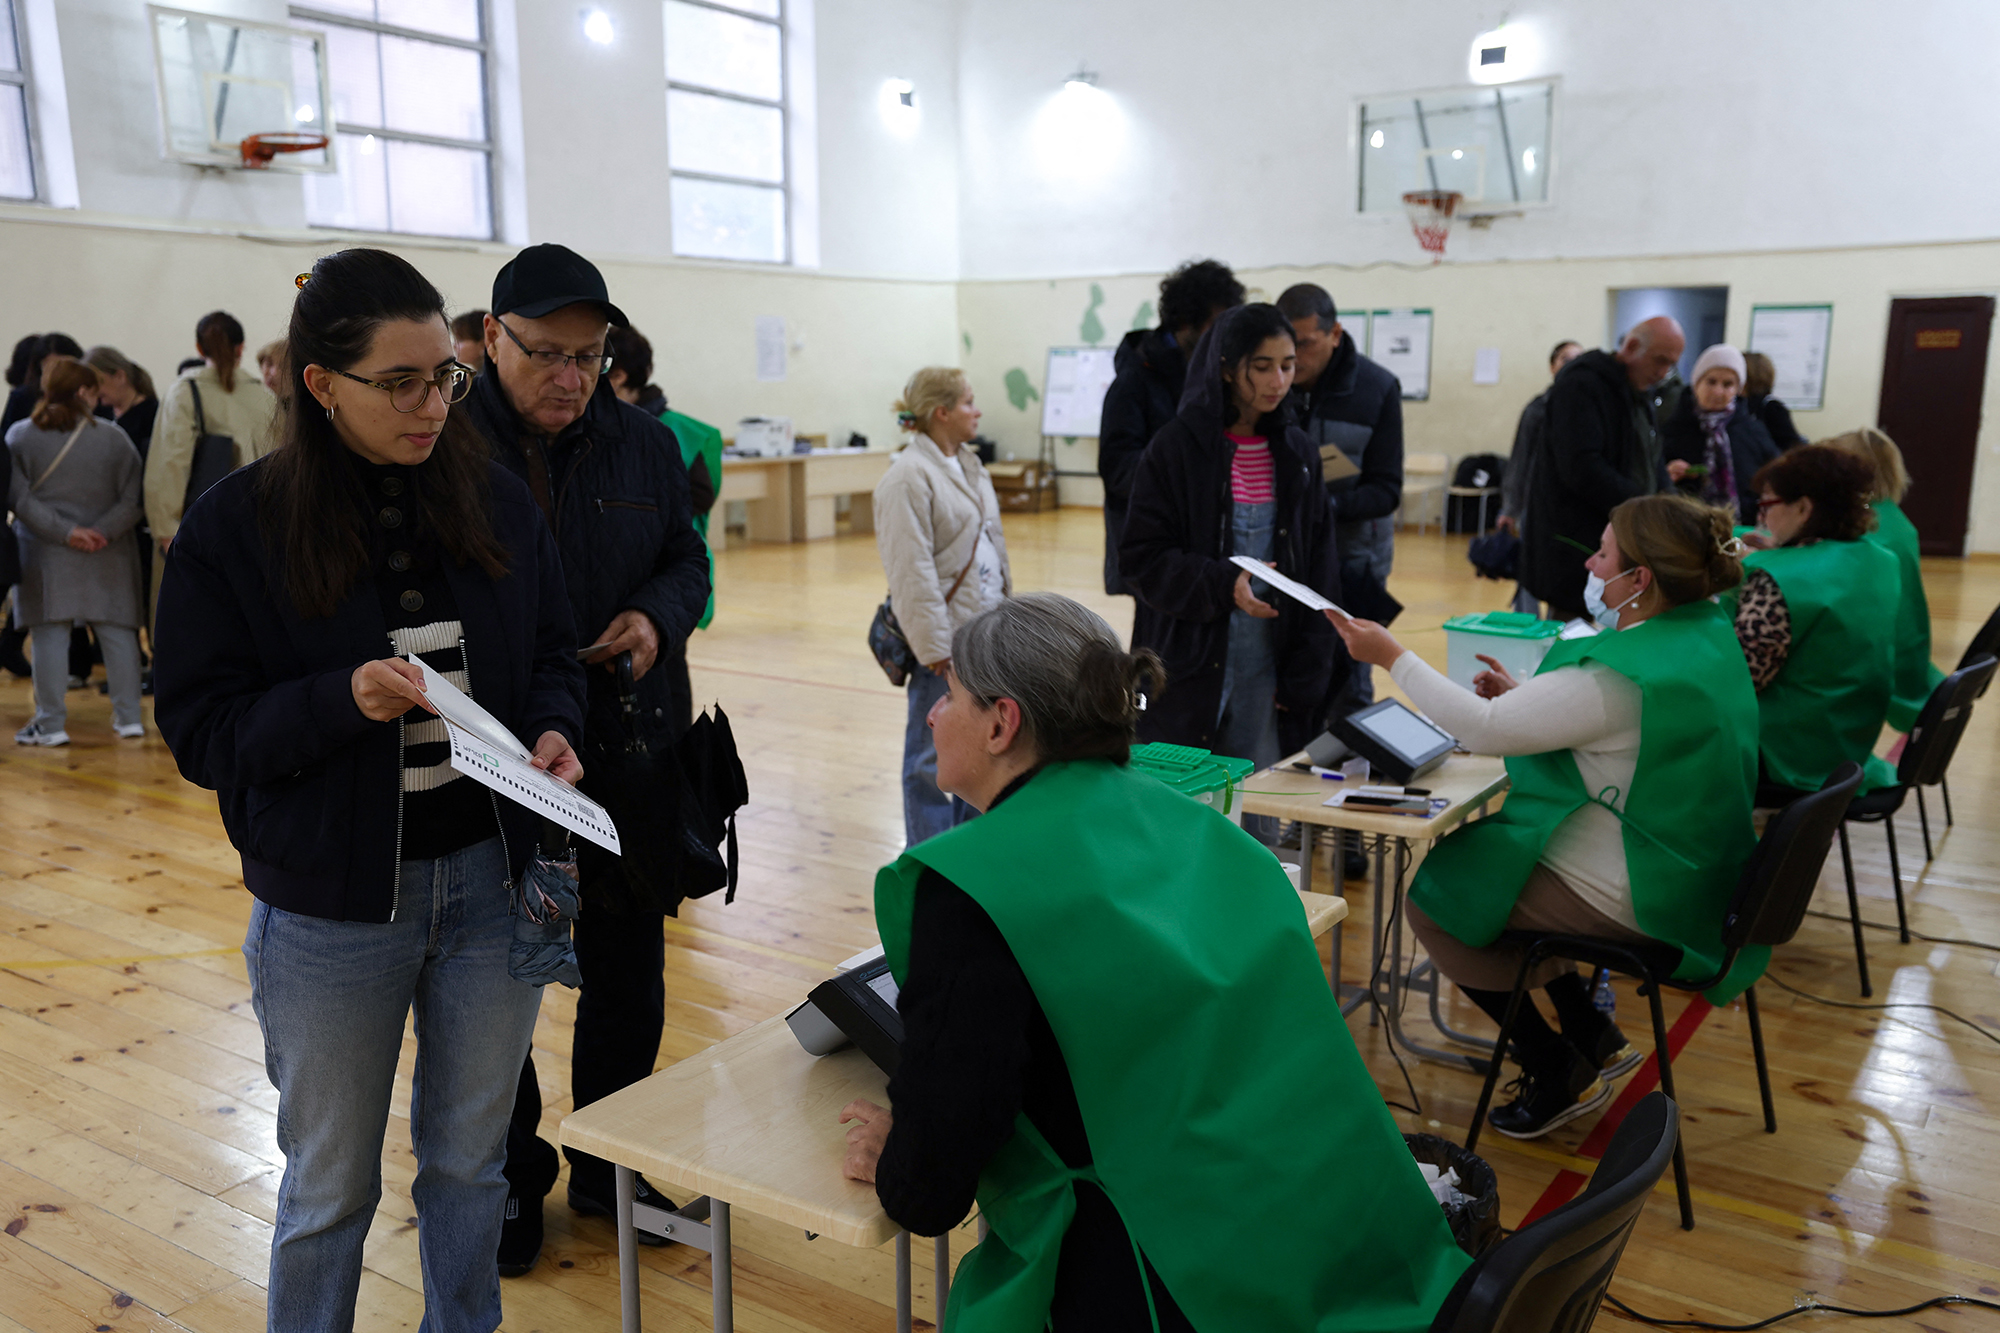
[
  {"x1": 1868, "y1": 500, "x2": 1943, "y2": 732},
  {"x1": 875, "y1": 761, "x2": 1469, "y2": 1333},
  {"x1": 1408, "y1": 601, "x2": 1767, "y2": 1004},
  {"x1": 1729, "y1": 538, "x2": 1899, "y2": 793},
  {"x1": 660, "y1": 408, "x2": 724, "y2": 630}
]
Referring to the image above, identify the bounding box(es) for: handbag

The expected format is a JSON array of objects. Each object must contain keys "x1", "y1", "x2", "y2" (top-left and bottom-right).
[
  {"x1": 181, "y1": 382, "x2": 237, "y2": 516},
  {"x1": 867, "y1": 503, "x2": 984, "y2": 686}
]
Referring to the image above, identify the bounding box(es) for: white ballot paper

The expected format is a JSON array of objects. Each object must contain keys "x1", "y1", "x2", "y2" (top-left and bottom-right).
[
  {"x1": 1229, "y1": 556, "x2": 1353, "y2": 620},
  {"x1": 410, "y1": 654, "x2": 622, "y2": 854}
]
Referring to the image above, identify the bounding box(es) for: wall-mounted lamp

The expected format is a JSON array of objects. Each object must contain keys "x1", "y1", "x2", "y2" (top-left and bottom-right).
[
  {"x1": 1469, "y1": 23, "x2": 1539, "y2": 84},
  {"x1": 880, "y1": 78, "x2": 920, "y2": 135},
  {"x1": 1064, "y1": 67, "x2": 1098, "y2": 93},
  {"x1": 1035, "y1": 66, "x2": 1124, "y2": 179},
  {"x1": 582, "y1": 8, "x2": 615, "y2": 45}
]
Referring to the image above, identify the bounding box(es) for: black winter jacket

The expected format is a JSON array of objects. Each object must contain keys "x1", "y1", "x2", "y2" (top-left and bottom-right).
[
  {"x1": 1291, "y1": 331, "x2": 1404, "y2": 526},
  {"x1": 464, "y1": 371, "x2": 710, "y2": 749},
  {"x1": 153, "y1": 458, "x2": 586, "y2": 923},
  {"x1": 1120, "y1": 320, "x2": 1339, "y2": 756},
  {"x1": 1096, "y1": 327, "x2": 1191, "y2": 594},
  {"x1": 1521, "y1": 350, "x2": 1668, "y2": 618},
  {"x1": 1746, "y1": 393, "x2": 1804, "y2": 452},
  {"x1": 1660, "y1": 394, "x2": 1780, "y2": 526}
]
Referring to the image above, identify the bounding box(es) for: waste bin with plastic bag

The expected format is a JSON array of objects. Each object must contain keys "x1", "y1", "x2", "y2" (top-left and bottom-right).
[{"x1": 1405, "y1": 1133, "x2": 1501, "y2": 1256}]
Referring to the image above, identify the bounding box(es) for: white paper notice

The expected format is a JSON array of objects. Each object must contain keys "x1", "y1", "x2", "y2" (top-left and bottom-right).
[
  {"x1": 1747, "y1": 305, "x2": 1831, "y2": 411},
  {"x1": 1368, "y1": 309, "x2": 1433, "y2": 400},
  {"x1": 410, "y1": 655, "x2": 622, "y2": 854},
  {"x1": 1229, "y1": 556, "x2": 1352, "y2": 620},
  {"x1": 1473, "y1": 347, "x2": 1502, "y2": 385},
  {"x1": 1040, "y1": 346, "x2": 1120, "y2": 437},
  {"x1": 755, "y1": 315, "x2": 787, "y2": 382}
]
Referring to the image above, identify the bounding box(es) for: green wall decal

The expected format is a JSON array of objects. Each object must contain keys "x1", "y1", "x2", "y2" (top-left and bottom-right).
[
  {"x1": 1003, "y1": 367, "x2": 1040, "y2": 411},
  {"x1": 962, "y1": 331, "x2": 973, "y2": 354},
  {"x1": 1080, "y1": 283, "x2": 1106, "y2": 345},
  {"x1": 1131, "y1": 300, "x2": 1155, "y2": 331}
]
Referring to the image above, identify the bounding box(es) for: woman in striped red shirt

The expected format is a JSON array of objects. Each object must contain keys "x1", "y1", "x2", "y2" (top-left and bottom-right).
[{"x1": 1120, "y1": 303, "x2": 1340, "y2": 840}]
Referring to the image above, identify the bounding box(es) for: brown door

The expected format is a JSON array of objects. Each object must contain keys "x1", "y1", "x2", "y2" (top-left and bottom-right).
[{"x1": 1878, "y1": 296, "x2": 1993, "y2": 556}]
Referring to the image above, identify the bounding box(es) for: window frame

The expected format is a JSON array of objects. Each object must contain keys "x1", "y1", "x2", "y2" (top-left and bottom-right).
[
  {"x1": 289, "y1": 1, "x2": 497, "y2": 240},
  {"x1": 665, "y1": 0, "x2": 792, "y2": 265},
  {"x1": 0, "y1": 0, "x2": 43, "y2": 202}
]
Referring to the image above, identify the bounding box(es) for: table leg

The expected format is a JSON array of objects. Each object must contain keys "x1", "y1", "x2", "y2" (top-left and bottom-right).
[
  {"x1": 1382, "y1": 839, "x2": 1492, "y2": 1067},
  {"x1": 1299, "y1": 824, "x2": 1314, "y2": 895},
  {"x1": 1369, "y1": 834, "x2": 1388, "y2": 1027},
  {"x1": 616, "y1": 1164, "x2": 641, "y2": 1333},
  {"x1": 935, "y1": 1234, "x2": 951, "y2": 1316},
  {"x1": 896, "y1": 1231, "x2": 912, "y2": 1333},
  {"x1": 712, "y1": 1200, "x2": 733, "y2": 1332}
]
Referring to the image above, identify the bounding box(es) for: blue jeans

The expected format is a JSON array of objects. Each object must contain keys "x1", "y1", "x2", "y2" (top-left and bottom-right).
[
  {"x1": 903, "y1": 663, "x2": 973, "y2": 847},
  {"x1": 1220, "y1": 498, "x2": 1281, "y2": 843},
  {"x1": 244, "y1": 837, "x2": 543, "y2": 1333}
]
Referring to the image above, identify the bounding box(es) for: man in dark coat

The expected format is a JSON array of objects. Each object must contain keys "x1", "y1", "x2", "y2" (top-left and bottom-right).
[
  {"x1": 461, "y1": 244, "x2": 712, "y2": 1274},
  {"x1": 1096, "y1": 259, "x2": 1244, "y2": 595},
  {"x1": 1277, "y1": 283, "x2": 1403, "y2": 720},
  {"x1": 1520, "y1": 316, "x2": 1684, "y2": 620},
  {"x1": 1499, "y1": 340, "x2": 1583, "y2": 613}
]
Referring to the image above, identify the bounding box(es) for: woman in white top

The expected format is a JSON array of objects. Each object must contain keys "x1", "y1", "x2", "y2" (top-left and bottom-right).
[
  {"x1": 1328, "y1": 495, "x2": 1760, "y2": 1141},
  {"x1": 144, "y1": 310, "x2": 280, "y2": 558},
  {"x1": 874, "y1": 367, "x2": 1011, "y2": 845}
]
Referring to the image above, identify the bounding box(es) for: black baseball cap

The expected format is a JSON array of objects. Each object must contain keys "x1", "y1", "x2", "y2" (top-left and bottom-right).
[{"x1": 490, "y1": 243, "x2": 629, "y2": 327}]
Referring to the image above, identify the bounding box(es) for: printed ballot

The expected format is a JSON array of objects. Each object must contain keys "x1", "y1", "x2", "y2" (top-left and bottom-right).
[
  {"x1": 410, "y1": 655, "x2": 622, "y2": 854},
  {"x1": 1229, "y1": 556, "x2": 1354, "y2": 620}
]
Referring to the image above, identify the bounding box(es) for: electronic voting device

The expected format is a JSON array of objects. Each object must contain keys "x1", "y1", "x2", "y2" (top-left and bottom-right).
[
  {"x1": 1331, "y1": 699, "x2": 1456, "y2": 785},
  {"x1": 787, "y1": 953, "x2": 903, "y2": 1076}
]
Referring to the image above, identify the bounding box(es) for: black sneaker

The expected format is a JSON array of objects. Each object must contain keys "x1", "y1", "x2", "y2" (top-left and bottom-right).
[
  {"x1": 568, "y1": 1174, "x2": 676, "y2": 1247},
  {"x1": 1488, "y1": 1054, "x2": 1613, "y2": 1140},
  {"x1": 498, "y1": 1192, "x2": 544, "y2": 1277},
  {"x1": 1588, "y1": 1023, "x2": 1645, "y2": 1080}
]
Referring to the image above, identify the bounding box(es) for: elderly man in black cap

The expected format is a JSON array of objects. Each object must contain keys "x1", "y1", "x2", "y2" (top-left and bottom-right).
[{"x1": 464, "y1": 243, "x2": 711, "y2": 1275}]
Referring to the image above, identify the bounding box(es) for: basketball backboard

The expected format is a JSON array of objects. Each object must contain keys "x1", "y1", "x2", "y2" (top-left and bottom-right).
[
  {"x1": 1357, "y1": 78, "x2": 1554, "y2": 219},
  {"x1": 148, "y1": 4, "x2": 334, "y2": 171}
]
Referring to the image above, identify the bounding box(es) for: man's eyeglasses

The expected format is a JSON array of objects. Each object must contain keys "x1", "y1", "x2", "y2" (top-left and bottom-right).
[
  {"x1": 496, "y1": 316, "x2": 613, "y2": 376},
  {"x1": 333, "y1": 363, "x2": 473, "y2": 413}
]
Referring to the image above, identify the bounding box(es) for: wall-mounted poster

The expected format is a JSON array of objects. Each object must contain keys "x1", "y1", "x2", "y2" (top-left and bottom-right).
[
  {"x1": 1747, "y1": 304, "x2": 1833, "y2": 411},
  {"x1": 1368, "y1": 309, "x2": 1433, "y2": 400}
]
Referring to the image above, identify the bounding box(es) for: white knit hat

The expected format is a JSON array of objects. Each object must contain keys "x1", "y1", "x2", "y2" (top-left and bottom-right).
[{"x1": 1690, "y1": 344, "x2": 1747, "y2": 386}]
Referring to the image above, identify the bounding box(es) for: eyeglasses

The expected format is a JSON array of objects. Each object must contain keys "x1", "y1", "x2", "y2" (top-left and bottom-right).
[
  {"x1": 333, "y1": 363, "x2": 473, "y2": 413},
  {"x1": 1756, "y1": 495, "x2": 1785, "y2": 512},
  {"x1": 495, "y1": 316, "x2": 613, "y2": 376}
]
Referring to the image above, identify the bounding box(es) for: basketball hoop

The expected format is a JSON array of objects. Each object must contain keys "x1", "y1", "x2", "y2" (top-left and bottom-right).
[
  {"x1": 239, "y1": 132, "x2": 330, "y2": 169},
  {"x1": 1402, "y1": 189, "x2": 1463, "y2": 262}
]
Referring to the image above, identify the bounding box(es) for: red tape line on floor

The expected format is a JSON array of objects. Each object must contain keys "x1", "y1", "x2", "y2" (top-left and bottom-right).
[{"x1": 1516, "y1": 995, "x2": 1713, "y2": 1228}]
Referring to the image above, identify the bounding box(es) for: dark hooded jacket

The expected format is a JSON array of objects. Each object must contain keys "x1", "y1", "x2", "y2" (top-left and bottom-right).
[
  {"x1": 1660, "y1": 393, "x2": 1780, "y2": 525},
  {"x1": 1096, "y1": 327, "x2": 1191, "y2": 594},
  {"x1": 1521, "y1": 349, "x2": 1669, "y2": 618},
  {"x1": 1291, "y1": 330, "x2": 1404, "y2": 525},
  {"x1": 1119, "y1": 314, "x2": 1339, "y2": 755}
]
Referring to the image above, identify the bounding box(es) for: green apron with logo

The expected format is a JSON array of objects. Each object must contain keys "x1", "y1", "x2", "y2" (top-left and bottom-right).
[
  {"x1": 1723, "y1": 538, "x2": 1899, "y2": 793},
  {"x1": 660, "y1": 408, "x2": 724, "y2": 630},
  {"x1": 875, "y1": 760, "x2": 1469, "y2": 1333},
  {"x1": 1867, "y1": 500, "x2": 1944, "y2": 732},
  {"x1": 1408, "y1": 601, "x2": 1766, "y2": 1004}
]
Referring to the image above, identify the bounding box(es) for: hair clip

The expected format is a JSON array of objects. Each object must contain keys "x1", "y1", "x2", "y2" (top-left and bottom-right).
[
  {"x1": 295, "y1": 273, "x2": 311, "y2": 290},
  {"x1": 896, "y1": 411, "x2": 919, "y2": 429},
  {"x1": 1718, "y1": 536, "x2": 1748, "y2": 557}
]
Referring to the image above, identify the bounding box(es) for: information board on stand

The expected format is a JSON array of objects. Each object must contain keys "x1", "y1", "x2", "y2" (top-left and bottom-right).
[{"x1": 1040, "y1": 346, "x2": 1119, "y2": 437}]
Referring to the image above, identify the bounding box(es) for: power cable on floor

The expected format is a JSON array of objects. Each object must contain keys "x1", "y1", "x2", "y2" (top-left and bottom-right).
[
  {"x1": 1603, "y1": 1291, "x2": 2000, "y2": 1329},
  {"x1": 1761, "y1": 973, "x2": 2000, "y2": 1048},
  {"x1": 1801, "y1": 908, "x2": 2000, "y2": 954}
]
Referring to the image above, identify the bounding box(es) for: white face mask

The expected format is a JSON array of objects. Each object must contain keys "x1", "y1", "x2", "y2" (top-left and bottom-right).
[{"x1": 1582, "y1": 568, "x2": 1645, "y2": 630}]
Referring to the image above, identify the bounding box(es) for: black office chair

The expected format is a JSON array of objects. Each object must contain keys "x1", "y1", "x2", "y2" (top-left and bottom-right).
[
  {"x1": 1429, "y1": 1093, "x2": 1680, "y2": 1333},
  {"x1": 1823, "y1": 656, "x2": 1995, "y2": 993},
  {"x1": 1922, "y1": 601, "x2": 1999, "y2": 835},
  {"x1": 1463, "y1": 764, "x2": 1863, "y2": 1230}
]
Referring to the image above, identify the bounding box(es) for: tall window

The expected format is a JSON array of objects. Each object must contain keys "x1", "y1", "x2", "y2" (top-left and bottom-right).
[
  {"x1": 293, "y1": 1, "x2": 493, "y2": 240},
  {"x1": 0, "y1": 0, "x2": 37, "y2": 200},
  {"x1": 664, "y1": 0, "x2": 789, "y2": 264}
]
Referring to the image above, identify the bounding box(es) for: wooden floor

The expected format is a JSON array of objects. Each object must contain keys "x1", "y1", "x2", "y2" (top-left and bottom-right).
[{"x1": 2, "y1": 507, "x2": 1996, "y2": 1331}]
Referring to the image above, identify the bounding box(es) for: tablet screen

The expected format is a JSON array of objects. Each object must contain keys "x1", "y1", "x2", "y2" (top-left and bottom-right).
[{"x1": 1355, "y1": 704, "x2": 1451, "y2": 759}]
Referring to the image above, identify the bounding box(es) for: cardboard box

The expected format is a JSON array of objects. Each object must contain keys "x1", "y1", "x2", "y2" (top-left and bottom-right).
[
  {"x1": 996, "y1": 482, "x2": 1058, "y2": 512},
  {"x1": 986, "y1": 460, "x2": 1044, "y2": 490}
]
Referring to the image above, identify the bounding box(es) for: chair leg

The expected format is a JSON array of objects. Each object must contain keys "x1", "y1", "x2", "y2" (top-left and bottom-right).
[
  {"x1": 1837, "y1": 823, "x2": 1872, "y2": 997},
  {"x1": 1942, "y1": 773, "x2": 1954, "y2": 827},
  {"x1": 1641, "y1": 979, "x2": 1695, "y2": 1230},
  {"x1": 1464, "y1": 950, "x2": 1542, "y2": 1156},
  {"x1": 1745, "y1": 985, "x2": 1775, "y2": 1134},
  {"x1": 1884, "y1": 817, "x2": 1909, "y2": 944},
  {"x1": 1915, "y1": 786, "x2": 1934, "y2": 863}
]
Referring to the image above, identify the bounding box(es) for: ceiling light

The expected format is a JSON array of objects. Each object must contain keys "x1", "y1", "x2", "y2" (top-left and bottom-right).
[
  {"x1": 1064, "y1": 67, "x2": 1098, "y2": 93},
  {"x1": 582, "y1": 8, "x2": 614, "y2": 45},
  {"x1": 1370, "y1": 129, "x2": 1385, "y2": 149}
]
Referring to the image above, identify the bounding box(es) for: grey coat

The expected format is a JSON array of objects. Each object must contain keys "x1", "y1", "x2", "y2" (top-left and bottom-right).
[{"x1": 6, "y1": 416, "x2": 145, "y2": 627}]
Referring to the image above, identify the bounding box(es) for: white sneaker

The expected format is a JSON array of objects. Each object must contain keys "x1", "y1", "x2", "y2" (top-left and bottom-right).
[
  {"x1": 114, "y1": 723, "x2": 145, "y2": 739},
  {"x1": 14, "y1": 724, "x2": 70, "y2": 747}
]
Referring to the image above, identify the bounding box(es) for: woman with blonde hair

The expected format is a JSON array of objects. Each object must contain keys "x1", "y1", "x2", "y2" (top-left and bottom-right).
[
  {"x1": 1825, "y1": 427, "x2": 1939, "y2": 731},
  {"x1": 1742, "y1": 351, "x2": 1803, "y2": 452},
  {"x1": 873, "y1": 366, "x2": 1011, "y2": 845},
  {"x1": 6, "y1": 358, "x2": 148, "y2": 745}
]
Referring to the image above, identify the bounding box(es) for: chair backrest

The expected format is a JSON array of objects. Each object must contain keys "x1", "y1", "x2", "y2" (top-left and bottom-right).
[
  {"x1": 1958, "y1": 602, "x2": 2000, "y2": 697},
  {"x1": 1406, "y1": 451, "x2": 1451, "y2": 482},
  {"x1": 1898, "y1": 655, "x2": 1998, "y2": 788},
  {"x1": 1427, "y1": 1094, "x2": 1680, "y2": 1333},
  {"x1": 1723, "y1": 762, "x2": 1864, "y2": 950}
]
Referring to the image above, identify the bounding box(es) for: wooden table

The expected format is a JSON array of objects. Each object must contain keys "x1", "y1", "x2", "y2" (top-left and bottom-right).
[
  {"x1": 1242, "y1": 752, "x2": 1509, "y2": 1066},
  {"x1": 715, "y1": 448, "x2": 891, "y2": 547},
  {"x1": 560, "y1": 889, "x2": 1347, "y2": 1333}
]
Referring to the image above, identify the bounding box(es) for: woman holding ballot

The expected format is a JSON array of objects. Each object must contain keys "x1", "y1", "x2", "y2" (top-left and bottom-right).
[
  {"x1": 1329, "y1": 495, "x2": 1763, "y2": 1140},
  {"x1": 839, "y1": 593, "x2": 1469, "y2": 1332},
  {"x1": 1826, "y1": 428, "x2": 1941, "y2": 734},
  {"x1": 1730, "y1": 444, "x2": 1900, "y2": 796},
  {"x1": 153, "y1": 249, "x2": 586, "y2": 1333}
]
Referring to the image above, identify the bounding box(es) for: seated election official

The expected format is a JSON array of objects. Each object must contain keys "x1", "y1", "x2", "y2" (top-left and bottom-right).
[
  {"x1": 151, "y1": 249, "x2": 587, "y2": 1333},
  {"x1": 1729, "y1": 445, "x2": 1900, "y2": 797},
  {"x1": 1825, "y1": 427, "x2": 1941, "y2": 734},
  {"x1": 837, "y1": 593, "x2": 1469, "y2": 1333},
  {"x1": 1329, "y1": 495, "x2": 1763, "y2": 1141}
]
